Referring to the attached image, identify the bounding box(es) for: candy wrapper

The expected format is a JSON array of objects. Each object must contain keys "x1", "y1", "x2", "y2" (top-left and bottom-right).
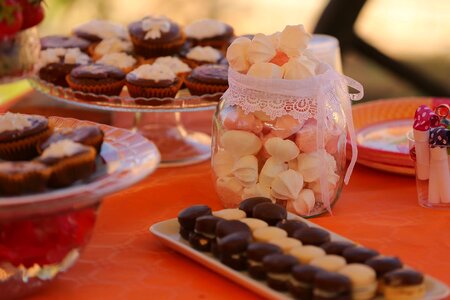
[
  {"x1": 211, "y1": 25, "x2": 364, "y2": 217},
  {"x1": 428, "y1": 127, "x2": 450, "y2": 204}
]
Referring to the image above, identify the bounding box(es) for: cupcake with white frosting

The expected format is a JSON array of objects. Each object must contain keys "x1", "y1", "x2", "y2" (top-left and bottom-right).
[
  {"x1": 183, "y1": 46, "x2": 224, "y2": 67},
  {"x1": 125, "y1": 64, "x2": 182, "y2": 104},
  {"x1": 153, "y1": 56, "x2": 192, "y2": 78},
  {"x1": 73, "y1": 20, "x2": 129, "y2": 42},
  {"x1": 96, "y1": 52, "x2": 137, "y2": 73},
  {"x1": 184, "y1": 19, "x2": 234, "y2": 49},
  {"x1": 90, "y1": 37, "x2": 133, "y2": 60}
]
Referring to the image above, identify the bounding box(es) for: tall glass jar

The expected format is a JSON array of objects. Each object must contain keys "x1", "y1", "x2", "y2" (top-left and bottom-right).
[{"x1": 211, "y1": 63, "x2": 363, "y2": 217}]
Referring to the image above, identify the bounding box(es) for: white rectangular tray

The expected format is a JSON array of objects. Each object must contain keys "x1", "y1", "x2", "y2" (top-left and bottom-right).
[{"x1": 150, "y1": 214, "x2": 449, "y2": 300}]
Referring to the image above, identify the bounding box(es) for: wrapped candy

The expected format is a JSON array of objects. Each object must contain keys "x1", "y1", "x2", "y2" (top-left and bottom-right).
[{"x1": 428, "y1": 127, "x2": 450, "y2": 204}]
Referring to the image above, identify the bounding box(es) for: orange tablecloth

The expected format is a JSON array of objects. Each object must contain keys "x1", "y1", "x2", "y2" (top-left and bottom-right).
[{"x1": 3, "y1": 92, "x2": 450, "y2": 300}]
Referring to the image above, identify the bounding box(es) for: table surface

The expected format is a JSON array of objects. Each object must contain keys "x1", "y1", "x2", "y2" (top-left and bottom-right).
[{"x1": 2, "y1": 91, "x2": 450, "y2": 300}]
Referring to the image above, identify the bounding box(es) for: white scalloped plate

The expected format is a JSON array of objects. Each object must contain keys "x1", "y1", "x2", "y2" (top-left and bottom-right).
[{"x1": 150, "y1": 214, "x2": 449, "y2": 300}]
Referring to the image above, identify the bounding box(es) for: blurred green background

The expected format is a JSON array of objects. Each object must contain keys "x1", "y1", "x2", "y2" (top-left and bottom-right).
[{"x1": 1, "y1": 0, "x2": 449, "y2": 101}]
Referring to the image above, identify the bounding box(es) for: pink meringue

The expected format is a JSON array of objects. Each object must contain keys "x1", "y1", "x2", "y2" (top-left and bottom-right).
[
  {"x1": 271, "y1": 169, "x2": 304, "y2": 200},
  {"x1": 222, "y1": 106, "x2": 263, "y2": 134},
  {"x1": 264, "y1": 137, "x2": 299, "y2": 162},
  {"x1": 232, "y1": 155, "x2": 259, "y2": 187},
  {"x1": 248, "y1": 33, "x2": 276, "y2": 64},
  {"x1": 293, "y1": 189, "x2": 316, "y2": 215},
  {"x1": 221, "y1": 130, "x2": 262, "y2": 158},
  {"x1": 226, "y1": 37, "x2": 251, "y2": 73},
  {"x1": 279, "y1": 25, "x2": 311, "y2": 57},
  {"x1": 216, "y1": 176, "x2": 244, "y2": 208},
  {"x1": 270, "y1": 50, "x2": 290, "y2": 67},
  {"x1": 247, "y1": 62, "x2": 283, "y2": 79},
  {"x1": 273, "y1": 115, "x2": 304, "y2": 139},
  {"x1": 295, "y1": 118, "x2": 318, "y2": 153},
  {"x1": 212, "y1": 150, "x2": 234, "y2": 178}
]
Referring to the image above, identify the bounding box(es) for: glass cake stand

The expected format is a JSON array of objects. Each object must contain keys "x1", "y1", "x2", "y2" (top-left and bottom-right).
[{"x1": 29, "y1": 78, "x2": 220, "y2": 167}]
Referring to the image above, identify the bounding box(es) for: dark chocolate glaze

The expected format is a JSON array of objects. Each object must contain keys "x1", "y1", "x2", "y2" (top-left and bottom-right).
[
  {"x1": 71, "y1": 64, "x2": 125, "y2": 80},
  {"x1": 320, "y1": 241, "x2": 356, "y2": 256},
  {"x1": 365, "y1": 256, "x2": 403, "y2": 278},
  {"x1": 291, "y1": 264, "x2": 324, "y2": 284},
  {"x1": 239, "y1": 197, "x2": 272, "y2": 218},
  {"x1": 218, "y1": 231, "x2": 251, "y2": 255},
  {"x1": 0, "y1": 115, "x2": 48, "y2": 143},
  {"x1": 126, "y1": 72, "x2": 176, "y2": 88},
  {"x1": 247, "y1": 242, "x2": 282, "y2": 261},
  {"x1": 216, "y1": 219, "x2": 251, "y2": 239},
  {"x1": 39, "y1": 126, "x2": 103, "y2": 152},
  {"x1": 40, "y1": 35, "x2": 91, "y2": 52},
  {"x1": 188, "y1": 232, "x2": 213, "y2": 252},
  {"x1": 263, "y1": 253, "x2": 298, "y2": 273},
  {"x1": 276, "y1": 219, "x2": 309, "y2": 237},
  {"x1": 128, "y1": 18, "x2": 181, "y2": 44},
  {"x1": 252, "y1": 202, "x2": 287, "y2": 226},
  {"x1": 314, "y1": 271, "x2": 352, "y2": 296},
  {"x1": 188, "y1": 64, "x2": 228, "y2": 85},
  {"x1": 383, "y1": 269, "x2": 424, "y2": 286},
  {"x1": 342, "y1": 247, "x2": 379, "y2": 264},
  {"x1": 177, "y1": 205, "x2": 212, "y2": 231},
  {"x1": 194, "y1": 215, "x2": 223, "y2": 236},
  {"x1": 292, "y1": 227, "x2": 331, "y2": 246},
  {"x1": 39, "y1": 62, "x2": 79, "y2": 87}
]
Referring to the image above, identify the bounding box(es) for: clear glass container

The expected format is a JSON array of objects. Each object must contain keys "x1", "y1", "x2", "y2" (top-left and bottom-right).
[{"x1": 211, "y1": 67, "x2": 351, "y2": 218}]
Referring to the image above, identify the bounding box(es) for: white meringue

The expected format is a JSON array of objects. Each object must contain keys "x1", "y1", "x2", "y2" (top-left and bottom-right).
[
  {"x1": 271, "y1": 169, "x2": 304, "y2": 200},
  {"x1": 220, "y1": 130, "x2": 262, "y2": 158},
  {"x1": 248, "y1": 33, "x2": 276, "y2": 64},
  {"x1": 293, "y1": 189, "x2": 315, "y2": 215},
  {"x1": 279, "y1": 25, "x2": 311, "y2": 57},
  {"x1": 222, "y1": 106, "x2": 263, "y2": 134},
  {"x1": 232, "y1": 155, "x2": 259, "y2": 187},
  {"x1": 308, "y1": 172, "x2": 340, "y2": 195},
  {"x1": 226, "y1": 37, "x2": 251, "y2": 73},
  {"x1": 269, "y1": 32, "x2": 281, "y2": 49},
  {"x1": 212, "y1": 150, "x2": 234, "y2": 177},
  {"x1": 247, "y1": 62, "x2": 283, "y2": 79},
  {"x1": 264, "y1": 137, "x2": 299, "y2": 162},
  {"x1": 242, "y1": 183, "x2": 272, "y2": 200},
  {"x1": 282, "y1": 56, "x2": 316, "y2": 80},
  {"x1": 259, "y1": 157, "x2": 288, "y2": 186},
  {"x1": 297, "y1": 150, "x2": 338, "y2": 183}
]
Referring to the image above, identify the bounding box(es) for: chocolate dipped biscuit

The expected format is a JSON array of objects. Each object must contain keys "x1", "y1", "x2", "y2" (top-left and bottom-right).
[
  {"x1": 263, "y1": 253, "x2": 298, "y2": 291},
  {"x1": 292, "y1": 227, "x2": 331, "y2": 246},
  {"x1": 277, "y1": 219, "x2": 309, "y2": 237},
  {"x1": 313, "y1": 271, "x2": 352, "y2": 300},
  {"x1": 383, "y1": 269, "x2": 425, "y2": 300},
  {"x1": 289, "y1": 264, "x2": 324, "y2": 300},
  {"x1": 320, "y1": 241, "x2": 356, "y2": 256},
  {"x1": 189, "y1": 215, "x2": 223, "y2": 252},
  {"x1": 365, "y1": 256, "x2": 403, "y2": 279},
  {"x1": 216, "y1": 219, "x2": 251, "y2": 240},
  {"x1": 247, "y1": 242, "x2": 282, "y2": 280},
  {"x1": 218, "y1": 232, "x2": 252, "y2": 270},
  {"x1": 239, "y1": 197, "x2": 272, "y2": 218},
  {"x1": 252, "y1": 202, "x2": 287, "y2": 226},
  {"x1": 342, "y1": 247, "x2": 379, "y2": 264},
  {"x1": 177, "y1": 205, "x2": 212, "y2": 240}
]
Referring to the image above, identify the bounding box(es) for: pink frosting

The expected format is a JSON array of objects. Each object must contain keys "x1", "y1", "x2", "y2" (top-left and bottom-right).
[{"x1": 413, "y1": 105, "x2": 440, "y2": 131}]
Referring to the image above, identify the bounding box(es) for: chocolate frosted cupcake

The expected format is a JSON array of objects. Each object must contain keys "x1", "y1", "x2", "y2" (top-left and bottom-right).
[
  {"x1": 183, "y1": 46, "x2": 224, "y2": 68},
  {"x1": 184, "y1": 64, "x2": 228, "y2": 99},
  {"x1": 97, "y1": 52, "x2": 137, "y2": 73},
  {"x1": 128, "y1": 16, "x2": 185, "y2": 58},
  {"x1": 38, "y1": 48, "x2": 91, "y2": 87},
  {"x1": 39, "y1": 126, "x2": 104, "y2": 154},
  {"x1": 40, "y1": 35, "x2": 91, "y2": 53},
  {"x1": 66, "y1": 64, "x2": 126, "y2": 98},
  {"x1": 74, "y1": 20, "x2": 129, "y2": 42},
  {"x1": 0, "y1": 113, "x2": 52, "y2": 161},
  {"x1": 125, "y1": 64, "x2": 182, "y2": 105},
  {"x1": 38, "y1": 139, "x2": 96, "y2": 188},
  {"x1": 184, "y1": 19, "x2": 234, "y2": 50},
  {"x1": 0, "y1": 161, "x2": 50, "y2": 195}
]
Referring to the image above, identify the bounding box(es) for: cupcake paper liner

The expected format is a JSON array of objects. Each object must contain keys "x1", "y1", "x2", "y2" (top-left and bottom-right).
[
  {"x1": 126, "y1": 78, "x2": 183, "y2": 106},
  {"x1": 0, "y1": 167, "x2": 51, "y2": 196},
  {"x1": 0, "y1": 127, "x2": 53, "y2": 161},
  {"x1": 184, "y1": 79, "x2": 228, "y2": 101},
  {"x1": 66, "y1": 75, "x2": 125, "y2": 101},
  {"x1": 46, "y1": 148, "x2": 96, "y2": 188}
]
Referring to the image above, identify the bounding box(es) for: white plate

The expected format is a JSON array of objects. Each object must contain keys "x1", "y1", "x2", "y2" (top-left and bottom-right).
[{"x1": 150, "y1": 214, "x2": 449, "y2": 300}]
